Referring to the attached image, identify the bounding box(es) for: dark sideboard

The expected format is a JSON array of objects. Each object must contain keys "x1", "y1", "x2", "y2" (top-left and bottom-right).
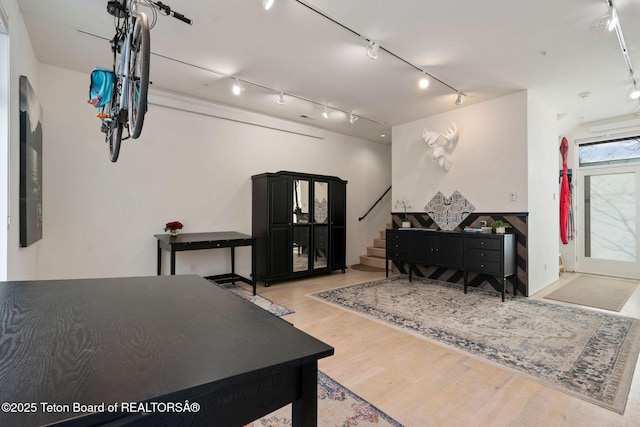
[{"x1": 386, "y1": 228, "x2": 516, "y2": 301}]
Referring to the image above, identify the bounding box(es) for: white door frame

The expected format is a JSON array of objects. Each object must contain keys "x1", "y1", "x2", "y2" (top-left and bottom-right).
[{"x1": 575, "y1": 164, "x2": 640, "y2": 279}]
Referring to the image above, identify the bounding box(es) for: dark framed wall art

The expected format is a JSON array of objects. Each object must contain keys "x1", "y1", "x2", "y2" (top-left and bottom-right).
[{"x1": 19, "y1": 75, "x2": 43, "y2": 247}]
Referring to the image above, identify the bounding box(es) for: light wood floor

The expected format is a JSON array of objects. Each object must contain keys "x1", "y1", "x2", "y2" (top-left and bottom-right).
[{"x1": 247, "y1": 269, "x2": 640, "y2": 427}]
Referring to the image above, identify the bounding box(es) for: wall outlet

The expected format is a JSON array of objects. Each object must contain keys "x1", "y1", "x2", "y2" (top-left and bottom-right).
[{"x1": 510, "y1": 192, "x2": 517, "y2": 201}]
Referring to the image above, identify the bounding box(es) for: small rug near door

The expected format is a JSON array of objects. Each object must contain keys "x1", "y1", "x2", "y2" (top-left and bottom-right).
[
  {"x1": 245, "y1": 371, "x2": 403, "y2": 427},
  {"x1": 544, "y1": 274, "x2": 638, "y2": 311},
  {"x1": 210, "y1": 281, "x2": 294, "y2": 317},
  {"x1": 309, "y1": 275, "x2": 640, "y2": 413}
]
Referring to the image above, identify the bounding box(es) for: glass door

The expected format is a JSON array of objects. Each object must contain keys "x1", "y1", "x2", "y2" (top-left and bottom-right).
[{"x1": 575, "y1": 165, "x2": 640, "y2": 278}]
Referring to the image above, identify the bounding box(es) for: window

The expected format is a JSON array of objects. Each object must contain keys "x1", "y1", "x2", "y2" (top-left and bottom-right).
[{"x1": 578, "y1": 137, "x2": 640, "y2": 167}]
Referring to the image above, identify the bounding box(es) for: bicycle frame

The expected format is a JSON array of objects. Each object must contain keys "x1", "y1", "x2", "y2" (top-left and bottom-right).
[{"x1": 115, "y1": 0, "x2": 139, "y2": 129}]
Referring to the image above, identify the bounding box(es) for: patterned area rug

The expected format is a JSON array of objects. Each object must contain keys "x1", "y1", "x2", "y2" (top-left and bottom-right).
[
  {"x1": 309, "y1": 276, "x2": 640, "y2": 414},
  {"x1": 245, "y1": 371, "x2": 403, "y2": 427},
  {"x1": 211, "y1": 282, "x2": 294, "y2": 317},
  {"x1": 212, "y1": 281, "x2": 403, "y2": 426}
]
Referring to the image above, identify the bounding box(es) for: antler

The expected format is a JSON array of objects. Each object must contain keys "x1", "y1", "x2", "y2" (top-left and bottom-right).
[
  {"x1": 422, "y1": 122, "x2": 459, "y2": 172},
  {"x1": 423, "y1": 122, "x2": 458, "y2": 148},
  {"x1": 422, "y1": 128, "x2": 441, "y2": 148},
  {"x1": 440, "y1": 122, "x2": 458, "y2": 146}
]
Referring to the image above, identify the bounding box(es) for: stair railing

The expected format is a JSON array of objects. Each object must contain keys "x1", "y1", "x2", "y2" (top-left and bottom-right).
[{"x1": 358, "y1": 186, "x2": 391, "y2": 221}]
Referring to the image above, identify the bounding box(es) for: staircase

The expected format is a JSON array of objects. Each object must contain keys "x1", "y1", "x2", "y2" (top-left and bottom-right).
[{"x1": 358, "y1": 226, "x2": 390, "y2": 269}]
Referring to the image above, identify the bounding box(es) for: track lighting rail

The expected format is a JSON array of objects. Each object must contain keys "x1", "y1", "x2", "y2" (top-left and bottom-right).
[{"x1": 294, "y1": 0, "x2": 467, "y2": 98}]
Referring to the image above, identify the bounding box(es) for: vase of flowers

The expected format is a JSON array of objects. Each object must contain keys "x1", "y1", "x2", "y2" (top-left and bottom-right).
[
  {"x1": 164, "y1": 221, "x2": 183, "y2": 237},
  {"x1": 394, "y1": 199, "x2": 412, "y2": 228}
]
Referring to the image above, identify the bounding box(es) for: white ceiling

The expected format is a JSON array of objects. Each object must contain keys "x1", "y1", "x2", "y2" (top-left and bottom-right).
[{"x1": 16, "y1": 0, "x2": 640, "y2": 143}]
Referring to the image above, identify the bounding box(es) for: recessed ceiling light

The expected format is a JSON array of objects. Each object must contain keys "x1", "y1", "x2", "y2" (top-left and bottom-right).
[
  {"x1": 380, "y1": 134, "x2": 386, "y2": 137},
  {"x1": 418, "y1": 76, "x2": 429, "y2": 89}
]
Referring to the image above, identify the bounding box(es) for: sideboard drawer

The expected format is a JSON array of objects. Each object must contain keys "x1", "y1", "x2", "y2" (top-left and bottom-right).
[
  {"x1": 386, "y1": 230, "x2": 408, "y2": 243},
  {"x1": 465, "y1": 237, "x2": 501, "y2": 251},
  {"x1": 386, "y1": 229, "x2": 410, "y2": 260},
  {"x1": 388, "y1": 250, "x2": 408, "y2": 261},
  {"x1": 465, "y1": 248, "x2": 501, "y2": 263},
  {"x1": 465, "y1": 259, "x2": 501, "y2": 275}
]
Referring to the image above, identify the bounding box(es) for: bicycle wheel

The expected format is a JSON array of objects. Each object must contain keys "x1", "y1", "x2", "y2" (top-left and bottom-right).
[
  {"x1": 128, "y1": 12, "x2": 150, "y2": 139},
  {"x1": 107, "y1": 119, "x2": 124, "y2": 162},
  {"x1": 106, "y1": 80, "x2": 124, "y2": 162}
]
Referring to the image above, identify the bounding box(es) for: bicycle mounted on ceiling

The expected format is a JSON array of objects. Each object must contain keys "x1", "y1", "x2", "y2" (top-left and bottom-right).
[{"x1": 88, "y1": 0, "x2": 191, "y2": 162}]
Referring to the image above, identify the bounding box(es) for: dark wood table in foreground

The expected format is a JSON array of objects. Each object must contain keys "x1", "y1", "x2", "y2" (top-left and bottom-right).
[
  {"x1": 155, "y1": 231, "x2": 257, "y2": 295},
  {"x1": 0, "y1": 275, "x2": 333, "y2": 426}
]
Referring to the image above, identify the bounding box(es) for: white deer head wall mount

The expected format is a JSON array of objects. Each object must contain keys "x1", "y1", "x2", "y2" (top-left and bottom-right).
[{"x1": 421, "y1": 122, "x2": 459, "y2": 172}]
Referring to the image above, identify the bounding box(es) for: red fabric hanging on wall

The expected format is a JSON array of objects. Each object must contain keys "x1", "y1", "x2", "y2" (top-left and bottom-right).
[{"x1": 560, "y1": 137, "x2": 569, "y2": 244}]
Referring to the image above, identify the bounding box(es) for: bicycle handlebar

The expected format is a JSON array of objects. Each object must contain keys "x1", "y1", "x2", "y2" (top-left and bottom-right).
[{"x1": 152, "y1": 1, "x2": 192, "y2": 25}]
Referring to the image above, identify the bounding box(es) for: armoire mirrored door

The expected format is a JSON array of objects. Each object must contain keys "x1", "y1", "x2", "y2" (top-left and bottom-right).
[
  {"x1": 292, "y1": 179, "x2": 310, "y2": 273},
  {"x1": 313, "y1": 181, "x2": 329, "y2": 270}
]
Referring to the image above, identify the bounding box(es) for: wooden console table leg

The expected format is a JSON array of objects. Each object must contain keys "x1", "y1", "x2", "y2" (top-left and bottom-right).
[
  {"x1": 464, "y1": 271, "x2": 468, "y2": 294},
  {"x1": 251, "y1": 242, "x2": 257, "y2": 295},
  {"x1": 157, "y1": 241, "x2": 162, "y2": 275},
  {"x1": 230, "y1": 247, "x2": 236, "y2": 277},
  {"x1": 292, "y1": 361, "x2": 318, "y2": 427}
]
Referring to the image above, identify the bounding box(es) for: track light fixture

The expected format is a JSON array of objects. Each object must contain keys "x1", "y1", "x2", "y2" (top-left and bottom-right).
[
  {"x1": 322, "y1": 105, "x2": 331, "y2": 118},
  {"x1": 232, "y1": 79, "x2": 244, "y2": 95},
  {"x1": 262, "y1": 0, "x2": 274, "y2": 11},
  {"x1": 349, "y1": 112, "x2": 358, "y2": 124},
  {"x1": 366, "y1": 40, "x2": 380, "y2": 60},
  {"x1": 418, "y1": 74, "x2": 429, "y2": 89},
  {"x1": 455, "y1": 92, "x2": 463, "y2": 105},
  {"x1": 605, "y1": 0, "x2": 640, "y2": 110},
  {"x1": 277, "y1": 91, "x2": 285, "y2": 104}
]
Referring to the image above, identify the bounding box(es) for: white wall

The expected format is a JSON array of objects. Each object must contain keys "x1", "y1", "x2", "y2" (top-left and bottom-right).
[
  {"x1": 7, "y1": 62, "x2": 391, "y2": 281},
  {"x1": 3, "y1": 0, "x2": 41, "y2": 280},
  {"x1": 392, "y1": 91, "x2": 528, "y2": 213},
  {"x1": 392, "y1": 90, "x2": 564, "y2": 295},
  {"x1": 526, "y1": 91, "x2": 560, "y2": 295}
]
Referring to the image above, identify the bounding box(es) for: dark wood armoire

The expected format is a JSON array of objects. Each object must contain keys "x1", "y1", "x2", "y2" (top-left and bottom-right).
[{"x1": 252, "y1": 171, "x2": 347, "y2": 286}]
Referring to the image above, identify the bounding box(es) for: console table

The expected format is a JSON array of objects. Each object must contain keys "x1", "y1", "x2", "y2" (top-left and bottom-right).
[
  {"x1": 155, "y1": 231, "x2": 257, "y2": 295},
  {"x1": 0, "y1": 275, "x2": 333, "y2": 426},
  {"x1": 386, "y1": 228, "x2": 516, "y2": 301}
]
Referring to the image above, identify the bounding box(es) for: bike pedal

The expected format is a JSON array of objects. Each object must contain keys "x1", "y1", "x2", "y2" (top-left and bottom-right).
[{"x1": 96, "y1": 113, "x2": 110, "y2": 119}]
